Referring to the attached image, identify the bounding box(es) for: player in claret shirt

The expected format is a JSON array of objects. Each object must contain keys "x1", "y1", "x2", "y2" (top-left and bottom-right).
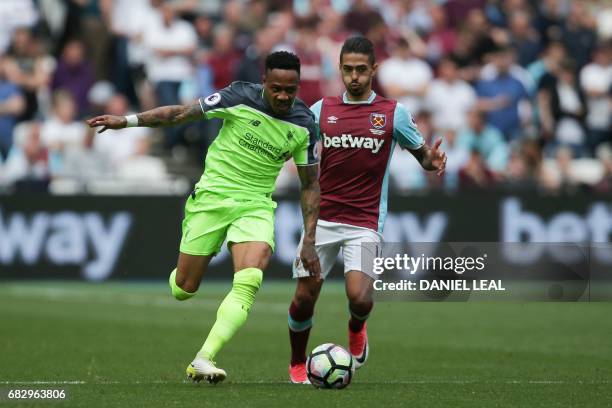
[{"x1": 288, "y1": 37, "x2": 447, "y2": 383}]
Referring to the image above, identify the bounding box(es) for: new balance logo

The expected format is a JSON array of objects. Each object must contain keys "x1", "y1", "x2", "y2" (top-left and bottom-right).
[{"x1": 322, "y1": 133, "x2": 385, "y2": 154}]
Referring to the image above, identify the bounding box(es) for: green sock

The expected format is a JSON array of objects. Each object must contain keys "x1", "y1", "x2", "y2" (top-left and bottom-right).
[
  {"x1": 169, "y1": 269, "x2": 196, "y2": 301},
  {"x1": 199, "y1": 267, "x2": 263, "y2": 360}
]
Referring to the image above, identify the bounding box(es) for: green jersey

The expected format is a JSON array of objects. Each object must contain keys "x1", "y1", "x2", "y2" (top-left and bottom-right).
[{"x1": 196, "y1": 81, "x2": 318, "y2": 201}]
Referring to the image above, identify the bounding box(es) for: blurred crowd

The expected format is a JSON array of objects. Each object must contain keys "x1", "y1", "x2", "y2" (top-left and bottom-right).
[{"x1": 0, "y1": 0, "x2": 610, "y2": 195}]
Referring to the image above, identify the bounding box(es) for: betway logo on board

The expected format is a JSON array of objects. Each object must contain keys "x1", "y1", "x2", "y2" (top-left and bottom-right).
[
  {"x1": 0, "y1": 208, "x2": 132, "y2": 281},
  {"x1": 501, "y1": 198, "x2": 612, "y2": 264},
  {"x1": 322, "y1": 133, "x2": 384, "y2": 153}
]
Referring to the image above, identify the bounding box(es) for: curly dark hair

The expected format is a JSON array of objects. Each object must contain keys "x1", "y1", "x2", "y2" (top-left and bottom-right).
[{"x1": 265, "y1": 51, "x2": 301, "y2": 76}]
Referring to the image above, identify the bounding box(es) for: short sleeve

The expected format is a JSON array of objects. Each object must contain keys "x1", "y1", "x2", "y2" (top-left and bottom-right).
[
  {"x1": 309, "y1": 99, "x2": 323, "y2": 142},
  {"x1": 393, "y1": 103, "x2": 425, "y2": 150},
  {"x1": 198, "y1": 81, "x2": 247, "y2": 119},
  {"x1": 309, "y1": 99, "x2": 323, "y2": 124},
  {"x1": 292, "y1": 118, "x2": 319, "y2": 166}
]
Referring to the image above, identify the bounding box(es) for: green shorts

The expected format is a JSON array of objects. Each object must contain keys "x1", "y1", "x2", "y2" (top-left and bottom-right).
[{"x1": 179, "y1": 189, "x2": 276, "y2": 256}]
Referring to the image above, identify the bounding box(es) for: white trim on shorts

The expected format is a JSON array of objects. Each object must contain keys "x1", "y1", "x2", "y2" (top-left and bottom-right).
[{"x1": 292, "y1": 219, "x2": 382, "y2": 280}]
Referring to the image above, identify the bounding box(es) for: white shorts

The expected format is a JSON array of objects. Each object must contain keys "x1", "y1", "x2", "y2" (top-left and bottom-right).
[{"x1": 293, "y1": 219, "x2": 382, "y2": 280}]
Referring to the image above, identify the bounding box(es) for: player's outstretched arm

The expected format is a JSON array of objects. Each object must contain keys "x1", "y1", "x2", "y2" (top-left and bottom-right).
[
  {"x1": 86, "y1": 101, "x2": 203, "y2": 133},
  {"x1": 410, "y1": 138, "x2": 447, "y2": 176},
  {"x1": 297, "y1": 164, "x2": 322, "y2": 280}
]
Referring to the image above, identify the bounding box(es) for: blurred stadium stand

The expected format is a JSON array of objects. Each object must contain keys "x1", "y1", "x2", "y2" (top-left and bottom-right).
[{"x1": 0, "y1": 0, "x2": 610, "y2": 196}]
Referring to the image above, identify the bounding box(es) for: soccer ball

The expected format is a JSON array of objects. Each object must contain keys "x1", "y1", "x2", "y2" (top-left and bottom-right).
[{"x1": 306, "y1": 343, "x2": 355, "y2": 389}]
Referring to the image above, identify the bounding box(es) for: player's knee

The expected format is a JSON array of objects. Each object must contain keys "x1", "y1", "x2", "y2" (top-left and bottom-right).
[
  {"x1": 293, "y1": 288, "x2": 319, "y2": 315},
  {"x1": 259, "y1": 246, "x2": 273, "y2": 267},
  {"x1": 233, "y1": 243, "x2": 272, "y2": 271},
  {"x1": 176, "y1": 271, "x2": 200, "y2": 293},
  {"x1": 294, "y1": 281, "x2": 320, "y2": 311},
  {"x1": 293, "y1": 291, "x2": 315, "y2": 311},
  {"x1": 170, "y1": 268, "x2": 198, "y2": 300},
  {"x1": 178, "y1": 280, "x2": 200, "y2": 295},
  {"x1": 347, "y1": 292, "x2": 373, "y2": 315}
]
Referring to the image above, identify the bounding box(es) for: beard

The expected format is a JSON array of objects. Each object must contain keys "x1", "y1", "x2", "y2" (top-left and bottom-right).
[
  {"x1": 346, "y1": 78, "x2": 371, "y2": 97},
  {"x1": 347, "y1": 86, "x2": 364, "y2": 97}
]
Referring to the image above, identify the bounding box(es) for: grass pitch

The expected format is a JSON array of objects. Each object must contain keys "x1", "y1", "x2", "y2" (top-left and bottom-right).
[{"x1": 0, "y1": 281, "x2": 611, "y2": 407}]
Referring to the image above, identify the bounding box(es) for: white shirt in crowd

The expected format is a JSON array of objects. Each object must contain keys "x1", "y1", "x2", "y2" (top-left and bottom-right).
[
  {"x1": 110, "y1": 0, "x2": 157, "y2": 66},
  {"x1": 0, "y1": 148, "x2": 48, "y2": 186},
  {"x1": 579, "y1": 62, "x2": 612, "y2": 130},
  {"x1": 425, "y1": 79, "x2": 476, "y2": 130},
  {"x1": 40, "y1": 118, "x2": 86, "y2": 150},
  {"x1": 94, "y1": 125, "x2": 149, "y2": 166},
  {"x1": 0, "y1": 0, "x2": 38, "y2": 52},
  {"x1": 597, "y1": 8, "x2": 612, "y2": 39},
  {"x1": 378, "y1": 56, "x2": 433, "y2": 114},
  {"x1": 143, "y1": 13, "x2": 197, "y2": 83}
]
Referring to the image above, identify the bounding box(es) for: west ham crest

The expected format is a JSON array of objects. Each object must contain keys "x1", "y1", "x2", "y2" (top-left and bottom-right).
[{"x1": 370, "y1": 113, "x2": 386, "y2": 129}]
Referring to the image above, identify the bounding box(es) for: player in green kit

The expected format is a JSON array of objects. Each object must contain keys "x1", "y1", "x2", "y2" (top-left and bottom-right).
[{"x1": 87, "y1": 52, "x2": 321, "y2": 384}]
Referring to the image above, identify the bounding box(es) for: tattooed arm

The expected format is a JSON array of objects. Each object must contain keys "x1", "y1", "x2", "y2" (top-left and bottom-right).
[
  {"x1": 409, "y1": 138, "x2": 447, "y2": 176},
  {"x1": 296, "y1": 163, "x2": 322, "y2": 279},
  {"x1": 86, "y1": 102, "x2": 203, "y2": 133}
]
